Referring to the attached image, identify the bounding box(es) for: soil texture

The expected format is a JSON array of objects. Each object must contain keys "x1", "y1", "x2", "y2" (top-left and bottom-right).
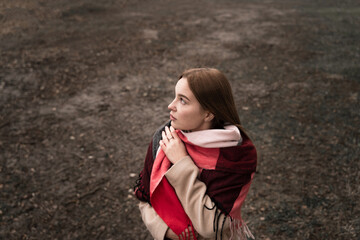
[{"x1": 1, "y1": 0, "x2": 359, "y2": 239}]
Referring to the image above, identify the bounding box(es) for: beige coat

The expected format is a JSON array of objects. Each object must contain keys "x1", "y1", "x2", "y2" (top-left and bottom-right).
[{"x1": 139, "y1": 156, "x2": 234, "y2": 240}]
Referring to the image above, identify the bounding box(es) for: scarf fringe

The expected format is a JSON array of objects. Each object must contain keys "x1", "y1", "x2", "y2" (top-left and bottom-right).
[
  {"x1": 134, "y1": 173, "x2": 150, "y2": 203},
  {"x1": 229, "y1": 218, "x2": 255, "y2": 240},
  {"x1": 178, "y1": 224, "x2": 197, "y2": 240}
]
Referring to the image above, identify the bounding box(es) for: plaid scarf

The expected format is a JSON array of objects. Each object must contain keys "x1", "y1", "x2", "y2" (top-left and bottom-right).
[{"x1": 135, "y1": 122, "x2": 257, "y2": 239}]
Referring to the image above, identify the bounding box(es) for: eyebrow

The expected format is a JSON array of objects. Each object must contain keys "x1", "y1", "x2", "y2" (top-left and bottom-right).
[{"x1": 178, "y1": 93, "x2": 190, "y2": 102}]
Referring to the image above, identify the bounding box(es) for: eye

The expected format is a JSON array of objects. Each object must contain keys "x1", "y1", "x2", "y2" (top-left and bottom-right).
[{"x1": 180, "y1": 97, "x2": 186, "y2": 105}]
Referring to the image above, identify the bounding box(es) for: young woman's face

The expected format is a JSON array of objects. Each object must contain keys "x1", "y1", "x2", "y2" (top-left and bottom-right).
[{"x1": 168, "y1": 78, "x2": 212, "y2": 131}]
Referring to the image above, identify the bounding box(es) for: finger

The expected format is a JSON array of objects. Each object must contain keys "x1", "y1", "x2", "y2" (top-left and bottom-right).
[
  {"x1": 170, "y1": 126, "x2": 179, "y2": 140},
  {"x1": 162, "y1": 131, "x2": 169, "y2": 143},
  {"x1": 159, "y1": 140, "x2": 166, "y2": 151},
  {"x1": 165, "y1": 126, "x2": 173, "y2": 139}
]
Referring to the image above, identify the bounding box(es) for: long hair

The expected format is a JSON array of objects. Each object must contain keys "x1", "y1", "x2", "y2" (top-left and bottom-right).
[{"x1": 179, "y1": 68, "x2": 248, "y2": 136}]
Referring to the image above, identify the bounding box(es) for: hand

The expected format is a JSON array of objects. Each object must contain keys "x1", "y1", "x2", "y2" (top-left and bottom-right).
[
  {"x1": 159, "y1": 126, "x2": 188, "y2": 164},
  {"x1": 165, "y1": 228, "x2": 178, "y2": 240},
  {"x1": 165, "y1": 226, "x2": 198, "y2": 240}
]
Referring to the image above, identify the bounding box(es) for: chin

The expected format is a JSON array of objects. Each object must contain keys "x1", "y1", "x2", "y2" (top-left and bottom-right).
[
  {"x1": 170, "y1": 121, "x2": 182, "y2": 130},
  {"x1": 170, "y1": 121, "x2": 177, "y2": 129}
]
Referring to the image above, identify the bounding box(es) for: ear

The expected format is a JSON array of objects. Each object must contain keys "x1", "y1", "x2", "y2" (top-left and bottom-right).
[{"x1": 204, "y1": 111, "x2": 215, "y2": 122}]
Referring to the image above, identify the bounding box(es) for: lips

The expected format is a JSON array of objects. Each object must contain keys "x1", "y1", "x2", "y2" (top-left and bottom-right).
[{"x1": 170, "y1": 114, "x2": 176, "y2": 121}]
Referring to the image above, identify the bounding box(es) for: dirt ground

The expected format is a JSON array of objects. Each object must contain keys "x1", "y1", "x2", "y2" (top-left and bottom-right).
[{"x1": 1, "y1": 0, "x2": 359, "y2": 239}]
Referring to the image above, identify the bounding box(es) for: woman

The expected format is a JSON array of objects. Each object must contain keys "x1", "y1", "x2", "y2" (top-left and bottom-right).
[{"x1": 134, "y1": 68, "x2": 257, "y2": 240}]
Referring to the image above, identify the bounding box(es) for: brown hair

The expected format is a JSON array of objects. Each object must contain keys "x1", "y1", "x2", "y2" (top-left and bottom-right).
[{"x1": 179, "y1": 68, "x2": 248, "y2": 135}]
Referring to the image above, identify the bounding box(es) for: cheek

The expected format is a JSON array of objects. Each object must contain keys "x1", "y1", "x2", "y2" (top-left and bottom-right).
[{"x1": 180, "y1": 107, "x2": 203, "y2": 120}]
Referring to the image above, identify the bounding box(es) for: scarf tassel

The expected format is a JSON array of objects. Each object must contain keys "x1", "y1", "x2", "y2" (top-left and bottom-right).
[
  {"x1": 178, "y1": 224, "x2": 197, "y2": 240},
  {"x1": 229, "y1": 218, "x2": 255, "y2": 240}
]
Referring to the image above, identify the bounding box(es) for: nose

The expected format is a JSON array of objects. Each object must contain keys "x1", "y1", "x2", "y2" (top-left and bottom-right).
[{"x1": 168, "y1": 99, "x2": 176, "y2": 111}]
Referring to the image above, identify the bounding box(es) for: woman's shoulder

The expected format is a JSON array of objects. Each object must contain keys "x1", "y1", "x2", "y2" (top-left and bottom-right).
[{"x1": 152, "y1": 120, "x2": 171, "y2": 139}]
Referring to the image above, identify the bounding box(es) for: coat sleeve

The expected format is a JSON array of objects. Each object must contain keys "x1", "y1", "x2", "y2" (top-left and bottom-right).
[
  {"x1": 139, "y1": 201, "x2": 169, "y2": 240},
  {"x1": 164, "y1": 156, "x2": 230, "y2": 239}
]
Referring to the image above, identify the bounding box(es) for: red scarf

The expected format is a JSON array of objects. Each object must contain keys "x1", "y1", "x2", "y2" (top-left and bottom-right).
[
  {"x1": 150, "y1": 148, "x2": 195, "y2": 239},
  {"x1": 135, "y1": 124, "x2": 257, "y2": 239}
]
